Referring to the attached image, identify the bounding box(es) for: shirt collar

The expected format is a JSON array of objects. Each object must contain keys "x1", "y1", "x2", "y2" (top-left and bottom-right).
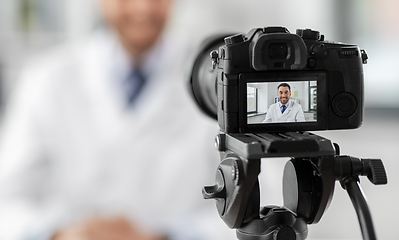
[
  {"x1": 279, "y1": 100, "x2": 290, "y2": 108},
  {"x1": 94, "y1": 27, "x2": 165, "y2": 85}
]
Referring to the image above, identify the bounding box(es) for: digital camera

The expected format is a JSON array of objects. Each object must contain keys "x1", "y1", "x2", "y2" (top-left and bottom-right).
[{"x1": 189, "y1": 26, "x2": 368, "y2": 133}]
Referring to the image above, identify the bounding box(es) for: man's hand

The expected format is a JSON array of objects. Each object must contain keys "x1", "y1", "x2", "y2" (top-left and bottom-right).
[{"x1": 51, "y1": 216, "x2": 164, "y2": 240}]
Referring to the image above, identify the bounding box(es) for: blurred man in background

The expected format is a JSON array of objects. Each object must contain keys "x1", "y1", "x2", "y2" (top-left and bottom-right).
[{"x1": 0, "y1": 0, "x2": 234, "y2": 239}]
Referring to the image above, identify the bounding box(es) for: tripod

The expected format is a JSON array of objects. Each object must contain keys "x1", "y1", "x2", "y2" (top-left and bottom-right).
[{"x1": 203, "y1": 132, "x2": 387, "y2": 240}]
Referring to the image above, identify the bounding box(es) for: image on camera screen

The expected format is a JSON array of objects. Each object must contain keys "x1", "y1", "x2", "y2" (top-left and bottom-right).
[{"x1": 247, "y1": 81, "x2": 317, "y2": 124}]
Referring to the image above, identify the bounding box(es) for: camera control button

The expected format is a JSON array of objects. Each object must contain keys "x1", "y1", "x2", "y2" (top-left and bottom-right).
[
  {"x1": 332, "y1": 92, "x2": 357, "y2": 118},
  {"x1": 224, "y1": 34, "x2": 245, "y2": 45},
  {"x1": 312, "y1": 44, "x2": 328, "y2": 59},
  {"x1": 296, "y1": 29, "x2": 320, "y2": 40},
  {"x1": 307, "y1": 58, "x2": 317, "y2": 68}
]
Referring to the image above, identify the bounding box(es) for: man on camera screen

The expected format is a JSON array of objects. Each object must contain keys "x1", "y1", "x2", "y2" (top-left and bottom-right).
[{"x1": 262, "y1": 83, "x2": 306, "y2": 123}]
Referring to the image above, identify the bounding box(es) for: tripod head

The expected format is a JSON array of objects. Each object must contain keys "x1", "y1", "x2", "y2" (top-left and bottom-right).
[{"x1": 203, "y1": 132, "x2": 387, "y2": 240}]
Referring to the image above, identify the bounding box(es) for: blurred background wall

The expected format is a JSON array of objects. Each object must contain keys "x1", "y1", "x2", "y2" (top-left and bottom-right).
[
  {"x1": 0, "y1": 0, "x2": 397, "y2": 239},
  {"x1": 1, "y1": 0, "x2": 398, "y2": 108}
]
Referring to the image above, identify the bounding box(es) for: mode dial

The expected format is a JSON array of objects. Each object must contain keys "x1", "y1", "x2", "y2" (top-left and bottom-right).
[{"x1": 296, "y1": 29, "x2": 322, "y2": 40}]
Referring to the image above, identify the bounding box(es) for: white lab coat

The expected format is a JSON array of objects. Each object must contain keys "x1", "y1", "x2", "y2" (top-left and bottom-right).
[
  {"x1": 263, "y1": 101, "x2": 306, "y2": 123},
  {"x1": 0, "y1": 29, "x2": 236, "y2": 240}
]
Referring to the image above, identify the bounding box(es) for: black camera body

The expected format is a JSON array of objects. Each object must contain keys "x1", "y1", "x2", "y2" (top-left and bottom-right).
[
  {"x1": 212, "y1": 27, "x2": 368, "y2": 133},
  {"x1": 190, "y1": 27, "x2": 387, "y2": 240}
]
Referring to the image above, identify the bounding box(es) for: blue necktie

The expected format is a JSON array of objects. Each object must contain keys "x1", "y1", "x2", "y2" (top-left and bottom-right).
[
  {"x1": 281, "y1": 104, "x2": 287, "y2": 113},
  {"x1": 124, "y1": 68, "x2": 147, "y2": 106}
]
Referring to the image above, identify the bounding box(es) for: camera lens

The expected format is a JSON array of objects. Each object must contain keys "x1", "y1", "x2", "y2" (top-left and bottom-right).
[
  {"x1": 269, "y1": 43, "x2": 288, "y2": 59},
  {"x1": 189, "y1": 34, "x2": 228, "y2": 120}
]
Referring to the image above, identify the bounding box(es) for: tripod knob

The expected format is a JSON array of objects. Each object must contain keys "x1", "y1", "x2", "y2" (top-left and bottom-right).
[
  {"x1": 335, "y1": 156, "x2": 388, "y2": 187},
  {"x1": 203, "y1": 182, "x2": 225, "y2": 199},
  {"x1": 361, "y1": 159, "x2": 387, "y2": 185},
  {"x1": 273, "y1": 226, "x2": 296, "y2": 240},
  {"x1": 202, "y1": 169, "x2": 226, "y2": 215}
]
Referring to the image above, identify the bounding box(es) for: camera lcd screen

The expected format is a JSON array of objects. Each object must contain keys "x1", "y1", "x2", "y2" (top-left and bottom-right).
[
  {"x1": 240, "y1": 72, "x2": 327, "y2": 132},
  {"x1": 247, "y1": 81, "x2": 317, "y2": 124}
]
